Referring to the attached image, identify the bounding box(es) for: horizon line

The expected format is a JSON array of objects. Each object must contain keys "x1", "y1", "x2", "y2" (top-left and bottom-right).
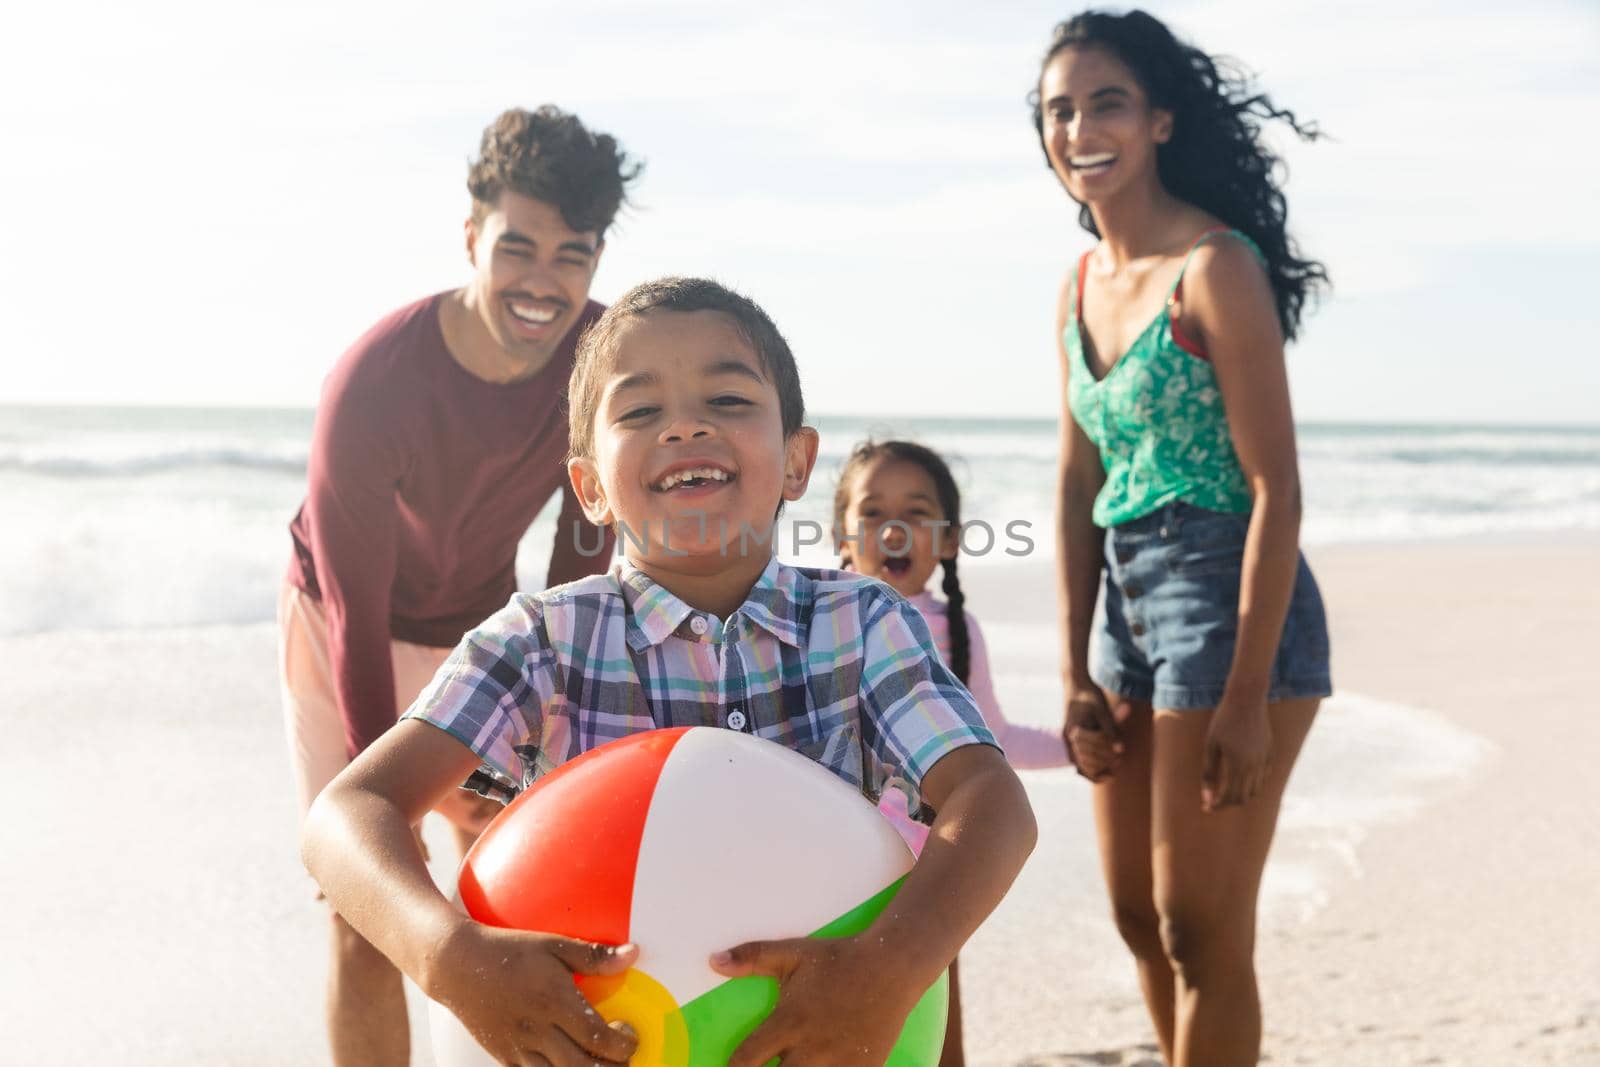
[{"x1": 1, "y1": 400, "x2": 1597, "y2": 433}]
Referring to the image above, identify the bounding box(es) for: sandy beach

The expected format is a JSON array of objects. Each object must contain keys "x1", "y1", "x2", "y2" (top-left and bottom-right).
[{"x1": 2, "y1": 541, "x2": 1596, "y2": 1064}]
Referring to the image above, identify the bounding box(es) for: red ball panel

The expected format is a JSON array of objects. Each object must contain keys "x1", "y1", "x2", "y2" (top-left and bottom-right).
[{"x1": 456, "y1": 727, "x2": 690, "y2": 945}]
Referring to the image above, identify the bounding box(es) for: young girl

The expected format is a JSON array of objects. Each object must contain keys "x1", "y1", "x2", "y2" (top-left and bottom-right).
[
  {"x1": 834, "y1": 438, "x2": 1070, "y2": 1067},
  {"x1": 1037, "y1": 11, "x2": 1332, "y2": 1066}
]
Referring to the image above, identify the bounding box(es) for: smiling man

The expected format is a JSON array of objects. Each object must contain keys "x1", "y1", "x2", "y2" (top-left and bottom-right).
[{"x1": 279, "y1": 106, "x2": 639, "y2": 1066}]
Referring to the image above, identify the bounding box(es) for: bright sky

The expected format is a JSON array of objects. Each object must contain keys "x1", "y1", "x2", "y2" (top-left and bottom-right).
[{"x1": 2, "y1": 0, "x2": 1596, "y2": 422}]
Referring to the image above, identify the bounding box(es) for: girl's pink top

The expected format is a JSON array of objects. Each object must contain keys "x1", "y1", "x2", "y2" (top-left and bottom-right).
[{"x1": 879, "y1": 590, "x2": 1071, "y2": 854}]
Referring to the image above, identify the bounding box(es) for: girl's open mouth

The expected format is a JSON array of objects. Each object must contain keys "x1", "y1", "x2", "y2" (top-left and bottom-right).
[{"x1": 883, "y1": 557, "x2": 912, "y2": 577}]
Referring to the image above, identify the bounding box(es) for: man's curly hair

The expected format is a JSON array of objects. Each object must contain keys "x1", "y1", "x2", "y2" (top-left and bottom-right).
[{"x1": 468, "y1": 106, "x2": 642, "y2": 237}]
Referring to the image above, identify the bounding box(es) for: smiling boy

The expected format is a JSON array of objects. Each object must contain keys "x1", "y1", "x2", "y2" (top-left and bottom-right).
[{"x1": 300, "y1": 277, "x2": 1038, "y2": 1066}]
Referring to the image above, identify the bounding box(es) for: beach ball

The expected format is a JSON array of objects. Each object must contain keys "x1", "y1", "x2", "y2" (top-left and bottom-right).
[{"x1": 428, "y1": 725, "x2": 948, "y2": 1066}]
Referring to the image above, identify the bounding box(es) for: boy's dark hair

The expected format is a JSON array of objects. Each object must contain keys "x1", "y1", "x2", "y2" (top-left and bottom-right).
[
  {"x1": 567, "y1": 277, "x2": 806, "y2": 460},
  {"x1": 468, "y1": 106, "x2": 642, "y2": 237},
  {"x1": 833, "y1": 440, "x2": 971, "y2": 684}
]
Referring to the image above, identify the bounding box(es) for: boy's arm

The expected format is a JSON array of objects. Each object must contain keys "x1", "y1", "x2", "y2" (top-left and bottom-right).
[
  {"x1": 713, "y1": 593, "x2": 1036, "y2": 1065},
  {"x1": 857, "y1": 742, "x2": 1036, "y2": 984},
  {"x1": 712, "y1": 743, "x2": 1034, "y2": 1066},
  {"x1": 302, "y1": 719, "x2": 639, "y2": 1064}
]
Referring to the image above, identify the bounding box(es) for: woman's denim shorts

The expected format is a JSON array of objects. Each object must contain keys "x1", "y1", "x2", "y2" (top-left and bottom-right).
[{"x1": 1091, "y1": 501, "x2": 1332, "y2": 710}]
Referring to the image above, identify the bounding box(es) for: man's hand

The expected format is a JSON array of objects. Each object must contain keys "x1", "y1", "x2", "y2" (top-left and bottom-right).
[
  {"x1": 710, "y1": 935, "x2": 925, "y2": 1067},
  {"x1": 427, "y1": 922, "x2": 640, "y2": 1066},
  {"x1": 1064, "y1": 685, "x2": 1125, "y2": 782},
  {"x1": 1201, "y1": 697, "x2": 1273, "y2": 813},
  {"x1": 432, "y1": 786, "x2": 502, "y2": 836}
]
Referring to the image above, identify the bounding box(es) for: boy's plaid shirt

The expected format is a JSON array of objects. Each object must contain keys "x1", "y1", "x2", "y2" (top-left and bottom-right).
[{"x1": 404, "y1": 556, "x2": 998, "y2": 814}]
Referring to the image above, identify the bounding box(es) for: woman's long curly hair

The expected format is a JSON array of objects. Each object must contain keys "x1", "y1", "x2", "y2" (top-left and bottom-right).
[{"x1": 1029, "y1": 9, "x2": 1329, "y2": 340}]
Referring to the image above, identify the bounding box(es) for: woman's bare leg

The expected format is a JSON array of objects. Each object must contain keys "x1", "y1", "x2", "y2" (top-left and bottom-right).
[
  {"x1": 1151, "y1": 698, "x2": 1319, "y2": 1067},
  {"x1": 1090, "y1": 697, "x2": 1176, "y2": 1063}
]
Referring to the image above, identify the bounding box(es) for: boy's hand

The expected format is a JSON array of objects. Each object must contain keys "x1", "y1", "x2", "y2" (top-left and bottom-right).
[
  {"x1": 430, "y1": 922, "x2": 640, "y2": 1065},
  {"x1": 710, "y1": 936, "x2": 924, "y2": 1066}
]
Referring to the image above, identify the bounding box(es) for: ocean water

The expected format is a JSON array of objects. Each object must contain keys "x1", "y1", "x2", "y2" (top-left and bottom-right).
[{"x1": 2, "y1": 404, "x2": 1595, "y2": 638}]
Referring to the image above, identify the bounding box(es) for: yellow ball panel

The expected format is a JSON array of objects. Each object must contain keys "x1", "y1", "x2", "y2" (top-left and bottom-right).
[{"x1": 589, "y1": 967, "x2": 689, "y2": 1067}]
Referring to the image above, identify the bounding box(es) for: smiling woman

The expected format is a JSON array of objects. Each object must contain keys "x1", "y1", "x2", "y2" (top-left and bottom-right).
[
  {"x1": 1029, "y1": 12, "x2": 1326, "y2": 340},
  {"x1": 1037, "y1": 10, "x2": 1333, "y2": 1067}
]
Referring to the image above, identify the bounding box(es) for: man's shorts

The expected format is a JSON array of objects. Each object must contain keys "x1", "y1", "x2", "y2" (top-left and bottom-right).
[{"x1": 277, "y1": 580, "x2": 455, "y2": 820}]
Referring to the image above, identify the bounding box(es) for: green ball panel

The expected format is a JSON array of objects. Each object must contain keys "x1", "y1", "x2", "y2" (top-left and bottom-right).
[{"x1": 670, "y1": 876, "x2": 948, "y2": 1066}]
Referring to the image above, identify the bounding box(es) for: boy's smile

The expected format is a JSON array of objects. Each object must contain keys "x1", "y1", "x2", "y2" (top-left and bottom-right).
[
  {"x1": 569, "y1": 308, "x2": 818, "y2": 604},
  {"x1": 650, "y1": 460, "x2": 735, "y2": 496}
]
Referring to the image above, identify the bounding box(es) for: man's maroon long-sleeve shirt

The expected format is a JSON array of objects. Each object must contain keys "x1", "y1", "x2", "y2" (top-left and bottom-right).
[{"x1": 286, "y1": 292, "x2": 612, "y2": 758}]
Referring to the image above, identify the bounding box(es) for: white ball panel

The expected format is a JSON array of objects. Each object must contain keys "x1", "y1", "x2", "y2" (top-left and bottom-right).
[{"x1": 628, "y1": 727, "x2": 914, "y2": 1005}]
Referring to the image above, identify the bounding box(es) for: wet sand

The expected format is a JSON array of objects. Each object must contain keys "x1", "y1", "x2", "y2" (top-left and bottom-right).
[{"x1": 1, "y1": 542, "x2": 1594, "y2": 1063}]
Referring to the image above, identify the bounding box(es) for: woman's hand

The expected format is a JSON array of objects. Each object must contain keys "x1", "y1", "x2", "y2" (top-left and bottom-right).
[
  {"x1": 711, "y1": 935, "x2": 925, "y2": 1067},
  {"x1": 1064, "y1": 685, "x2": 1125, "y2": 782},
  {"x1": 427, "y1": 921, "x2": 639, "y2": 1066},
  {"x1": 1201, "y1": 698, "x2": 1273, "y2": 812}
]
